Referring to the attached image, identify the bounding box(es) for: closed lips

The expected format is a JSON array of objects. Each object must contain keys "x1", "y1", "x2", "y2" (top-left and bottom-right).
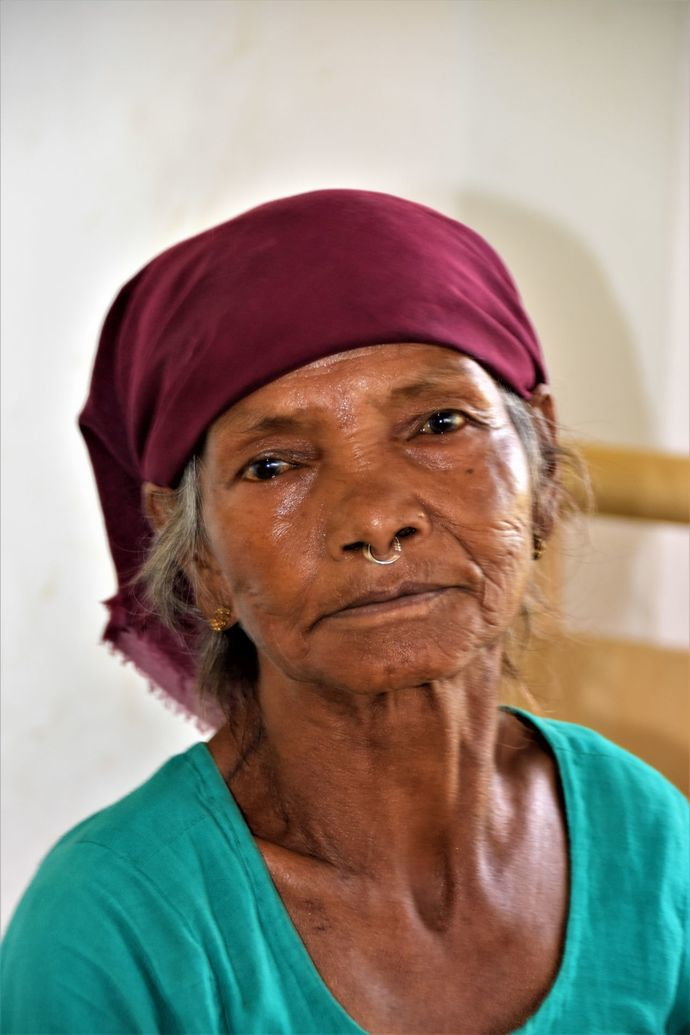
[{"x1": 330, "y1": 582, "x2": 460, "y2": 616}]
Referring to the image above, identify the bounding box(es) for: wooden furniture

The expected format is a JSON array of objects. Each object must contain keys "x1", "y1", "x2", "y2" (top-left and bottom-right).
[
  {"x1": 506, "y1": 443, "x2": 689, "y2": 795},
  {"x1": 567, "y1": 443, "x2": 689, "y2": 526}
]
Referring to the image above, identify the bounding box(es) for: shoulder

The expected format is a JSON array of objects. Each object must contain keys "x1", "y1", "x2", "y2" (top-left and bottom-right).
[
  {"x1": 2, "y1": 741, "x2": 217, "y2": 934},
  {"x1": 515, "y1": 712, "x2": 690, "y2": 1029},
  {"x1": 3, "y1": 742, "x2": 231, "y2": 933},
  {"x1": 508, "y1": 707, "x2": 688, "y2": 856},
  {"x1": 512, "y1": 707, "x2": 686, "y2": 803},
  {"x1": 519, "y1": 709, "x2": 688, "y2": 903},
  {"x1": 538, "y1": 712, "x2": 686, "y2": 807},
  {"x1": 0, "y1": 743, "x2": 227, "y2": 1033},
  {"x1": 48, "y1": 742, "x2": 216, "y2": 863}
]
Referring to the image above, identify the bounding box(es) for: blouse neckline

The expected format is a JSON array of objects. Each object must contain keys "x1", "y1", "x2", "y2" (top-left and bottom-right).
[{"x1": 191, "y1": 705, "x2": 582, "y2": 1034}]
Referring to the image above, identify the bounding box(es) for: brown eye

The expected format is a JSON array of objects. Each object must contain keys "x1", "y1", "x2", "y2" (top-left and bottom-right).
[
  {"x1": 419, "y1": 410, "x2": 466, "y2": 435},
  {"x1": 243, "y1": 457, "x2": 293, "y2": 481}
]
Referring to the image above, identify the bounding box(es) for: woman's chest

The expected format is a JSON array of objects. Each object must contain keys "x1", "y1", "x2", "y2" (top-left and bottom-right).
[{"x1": 267, "y1": 842, "x2": 569, "y2": 1035}]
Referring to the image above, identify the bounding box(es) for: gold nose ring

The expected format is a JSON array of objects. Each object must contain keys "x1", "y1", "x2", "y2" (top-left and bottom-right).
[{"x1": 363, "y1": 538, "x2": 402, "y2": 565}]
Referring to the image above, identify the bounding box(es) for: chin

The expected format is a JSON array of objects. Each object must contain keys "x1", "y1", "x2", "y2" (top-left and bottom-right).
[{"x1": 311, "y1": 636, "x2": 485, "y2": 696}]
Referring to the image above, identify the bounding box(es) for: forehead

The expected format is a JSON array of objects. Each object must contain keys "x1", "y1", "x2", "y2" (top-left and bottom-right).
[
  {"x1": 212, "y1": 343, "x2": 499, "y2": 431},
  {"x1": 275, "y1": 342, "x2": 485, "y2": 384}
]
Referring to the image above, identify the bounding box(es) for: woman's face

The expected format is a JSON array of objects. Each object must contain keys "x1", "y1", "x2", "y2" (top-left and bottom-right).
[{"x1": 195, "y1": 343, "x2": 544, "y2": 697}]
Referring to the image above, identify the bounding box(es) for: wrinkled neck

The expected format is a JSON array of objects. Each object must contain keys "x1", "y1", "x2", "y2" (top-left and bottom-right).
[{"x1": 221, "y1": 645, "x2": 519, "y2": 887}]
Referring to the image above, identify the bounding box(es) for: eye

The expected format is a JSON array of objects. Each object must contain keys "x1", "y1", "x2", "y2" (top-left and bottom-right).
[
  {"x1": 242, "y1": 456, "x2": 294, "y2": 481},
  {"x1": 419, "y1": 410, "x2": 467, "y2": 435}
]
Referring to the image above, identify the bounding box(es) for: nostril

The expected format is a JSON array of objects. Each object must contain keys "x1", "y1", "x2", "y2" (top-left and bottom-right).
[{"x1": 342, "y1": 529, "x2": 416, "y2": 554}]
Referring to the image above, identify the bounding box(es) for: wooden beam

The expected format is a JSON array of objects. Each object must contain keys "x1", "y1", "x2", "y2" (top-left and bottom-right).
[{"x1": 564, "y1": 442, "x2": 690, "y2": 525}]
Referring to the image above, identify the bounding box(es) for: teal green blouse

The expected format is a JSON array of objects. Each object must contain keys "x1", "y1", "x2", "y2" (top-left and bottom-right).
[{"x1": 2, "y1": 709, "x2": 688, "y2": 1034}]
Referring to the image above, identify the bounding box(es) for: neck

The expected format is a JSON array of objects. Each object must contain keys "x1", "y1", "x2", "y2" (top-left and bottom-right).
[{"x1": 218, "y1": 645, "x2": 523, "y2": 892}]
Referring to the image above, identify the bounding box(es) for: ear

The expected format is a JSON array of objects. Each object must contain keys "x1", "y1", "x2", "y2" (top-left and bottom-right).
[
  {"x1": 525, "y1": 384, "x2": 559, "y2": 542},
  {"x1": 142, "y1": 482, "x2": 177, "y2": 534},
  {"x1": 141, "y1": 482, "x2": 237, "y2": 630},
  {"x1": 527, "y1": 383, "x2": 556, "y2": 432},
  {"x1": 189, "y1": 545, "x2": 238, "y2": 630}
]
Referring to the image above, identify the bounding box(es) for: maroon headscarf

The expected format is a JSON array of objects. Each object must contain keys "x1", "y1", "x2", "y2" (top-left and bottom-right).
[{"x1": 79, "y1": 189, "x2": 547, "y2": 727}]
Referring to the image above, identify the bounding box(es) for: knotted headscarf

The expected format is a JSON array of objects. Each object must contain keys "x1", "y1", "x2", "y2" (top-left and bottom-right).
[{"x1": 79, "y1": 189, "x2": 547, "y2": 726}]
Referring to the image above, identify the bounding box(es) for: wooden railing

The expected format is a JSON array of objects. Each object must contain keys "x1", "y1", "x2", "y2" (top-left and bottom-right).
[
  {"x1": 566, "y1": 442, "x2": 690, "y2": 525},
  {"x1": 520, "y1": 440, "x2": 690, "y2": 794}
]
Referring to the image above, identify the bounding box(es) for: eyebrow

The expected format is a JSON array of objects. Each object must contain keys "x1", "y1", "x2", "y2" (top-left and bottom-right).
[
  {"x1": 233, "y1": 414, "x2": 309, "y2": 436},
  {"x1": 388, "y1": 372, "x2": 464, "y2": 401},
  {"x1": 231, "y1": 371, "x2": 479, "y2": 438}
]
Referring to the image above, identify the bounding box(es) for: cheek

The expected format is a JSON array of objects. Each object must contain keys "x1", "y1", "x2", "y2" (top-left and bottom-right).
[
  {"x1": 438, "y1": 432, "x2": 533, "y2": 625},
  {"x1": 203, "y1": 493, "x2": 317, "y2": 648},
  {"x1": 477, "y1": 531, "x2": 531, "y2": 631}
]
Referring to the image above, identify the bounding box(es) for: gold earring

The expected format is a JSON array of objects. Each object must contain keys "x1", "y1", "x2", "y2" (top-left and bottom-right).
[
  {"x1": 208, "y1": 607, "x2": 234, "y2": 633},
  {"x1": 532, "y1": 534, "x2": 545, "y2": 561}
]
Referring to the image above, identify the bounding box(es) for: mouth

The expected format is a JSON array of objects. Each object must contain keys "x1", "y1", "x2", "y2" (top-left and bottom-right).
[{"x1": 325, "y1": 581, "x2": 465, "y2": 622}]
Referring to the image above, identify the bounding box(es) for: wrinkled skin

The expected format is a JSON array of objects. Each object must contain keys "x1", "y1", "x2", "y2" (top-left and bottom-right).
[{"x1": 144, "y1": 344, "x2": 568, "y2": 1035}]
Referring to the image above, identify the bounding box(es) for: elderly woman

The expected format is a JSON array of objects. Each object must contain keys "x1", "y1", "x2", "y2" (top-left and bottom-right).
[{"x1": 2, "y1": 190, "x2": 687, "y2": 1035}]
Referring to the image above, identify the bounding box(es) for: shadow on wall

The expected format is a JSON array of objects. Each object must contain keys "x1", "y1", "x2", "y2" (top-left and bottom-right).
[
  {"x1": 453, "y1": 188, "x2": 658, "y2": 635},
  {"x1": 453, "y1": 189, "x2": 653, "y2": 448},
  {"x1": 457, "y1": 194, "x2": 690, "y2": 793}
]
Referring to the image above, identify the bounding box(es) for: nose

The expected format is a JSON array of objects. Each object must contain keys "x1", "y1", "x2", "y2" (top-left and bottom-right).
[{"x1": 325, "y1": 473, "x2": 432, "y2": 561}]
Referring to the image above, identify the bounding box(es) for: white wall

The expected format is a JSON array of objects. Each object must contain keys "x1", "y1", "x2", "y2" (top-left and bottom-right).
[{"x1": 2, "y1": 0, "x2": 688, "y2": 929}]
